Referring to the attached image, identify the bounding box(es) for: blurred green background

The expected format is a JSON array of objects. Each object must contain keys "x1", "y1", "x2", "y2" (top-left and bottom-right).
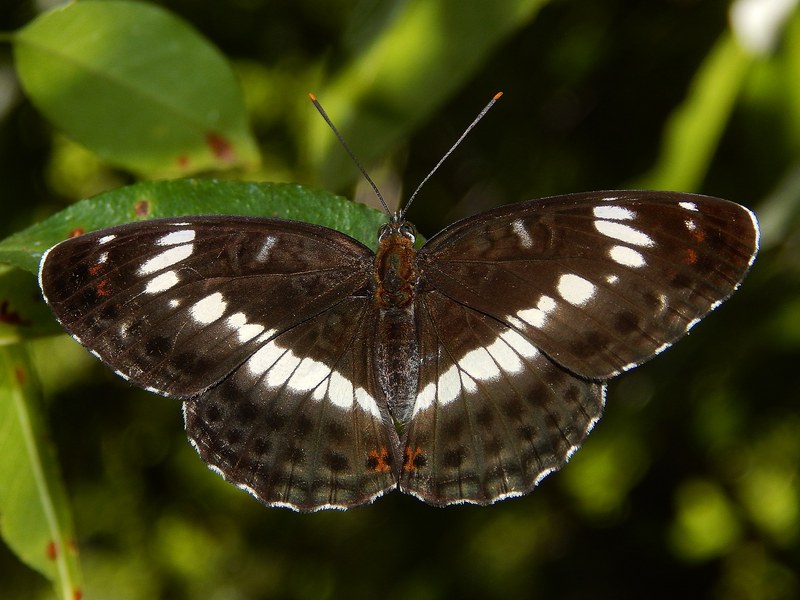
[{"x1": 1, "y1": 0, "x2": 799, "y2": 598}]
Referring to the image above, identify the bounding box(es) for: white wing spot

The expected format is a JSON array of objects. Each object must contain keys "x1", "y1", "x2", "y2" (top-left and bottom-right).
[
  {"x1": 516, "y1": 295, "x2": 557, "y2": 328},
  {"x1": 485, "y1": 335, "x2": 523, "y2": 374},
  {"x1": 512, "y1": 219, "x2": 533, "y2": 248},
  {"x1": 247, "y1": 339, "x2": 380, "y2": 418},
  {"x1": 256, "y1": 236, "x2": 277, "y2": 261},
  {"x1": 414, "y1": 382, "x2": 436, "y2": 416},
  {"x1": 685, "y1": 218, "x2": 697, "y2": 231},
  {"x1": 606, "y1": 274, "x2": 620, "y2": 285},
  {"x1": 97, "y1": 252, "x2": 108, "y2": 264},
  {"x1": 139, "y1": 244, "x2": 194, "y2": 275},
  {"x1": 355, "y1": 387, "x2": 381, "y2": 418},
  {"x1": 249, "y1": 341, "x2": 284, "y2": 376},
  {"x1": 98, "y1": 234, "x2": 116, "y2": 245},
  {"x1": 287, "y1": 357, "x2": 330, "y2": 392},
  {"x1": 327, "y1": 371, "x2": 354, "y2": 410},
  {"x1": 499, "y1": 329, "x2": 539, "y2": 359},
  {"x1": 679, "y1": 201, "x2": 699, "y2": 212},
  {"x1": 609, "y1": 245, "x2": 646, "y2": 268},
  {"x1": 458, "y1": 347, "x2": 500, "y2": 382},
  {"x1": 144, "y1": 270, "x2": 180, "y2": 294},
  {"x1": 593, "y1": 205, "x2": 635, "y2": 221},
  {"x1": 594, "y1": 220, "x2": 655, "y2": 247},
  {"x1": 190, "y1": 292, "x2": 227, "y2": 324},
  {"x1": 437, "y1": 365, "x2": 461, "y2": 406},
  {"x1": 557, "y1": 273, "x2": 596, "y2": 306},
  {"x1": 156, "y1": 229, "x2": 196, "y2": 246},
  {"x1": 169, "y1": 298, "x2": 181, "y2": 309},
  {"x1": 226, "y1": 312, "x2": 265, "y2": 343},
  {"x1": 266, "y1": 350, "x2": 302, "y2": 388}
]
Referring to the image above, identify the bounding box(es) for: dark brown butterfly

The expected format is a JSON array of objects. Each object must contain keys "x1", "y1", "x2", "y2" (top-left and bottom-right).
[{"x1": 39, "y1": 96, "x2": 759, "y2": 511}]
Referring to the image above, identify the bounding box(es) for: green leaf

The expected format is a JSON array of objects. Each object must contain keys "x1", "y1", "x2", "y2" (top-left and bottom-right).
[
  {"x1": 306, "y1": 0, "x2": 549, "y2": 189},
  {"x1": 13, "y1": 0, "x2": 259, "y2": 177},
  {"x1": 0, "y1": 179, "x2": 387, "y2": 274},
  {"x1": 0, "y1": 344, "x2": 82, "y2": 600}
]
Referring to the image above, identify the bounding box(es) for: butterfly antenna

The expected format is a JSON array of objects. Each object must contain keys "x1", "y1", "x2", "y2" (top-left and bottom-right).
[
  {"x1": 400, "y1": 91, "x2": 503, "y2": 219},
  {"x1": 309, "y1": 93, "x2": 392, "y2": 218}
]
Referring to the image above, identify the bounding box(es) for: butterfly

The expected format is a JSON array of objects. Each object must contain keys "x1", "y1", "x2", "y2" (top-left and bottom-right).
[{"x1": 38, "y1": 96, "x2": 760, "y2": 512}]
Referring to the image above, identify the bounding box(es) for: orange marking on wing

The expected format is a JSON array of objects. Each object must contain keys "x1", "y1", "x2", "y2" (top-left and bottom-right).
[
  {"x1": 95, "y1": 278, "x2": 112, "y2": 296},
  {"x1": 403, "y1": 446, "x2": 424, "y2": 472},
  {"x1": 88, "y1": 263, "x2": 103, "y2": 276},
  {"x1": 368, "y1": 447, "x2": 391, "y2": 472},
  {"x1": 685, "y1": 248, "x2": 698, "y2": 265}
]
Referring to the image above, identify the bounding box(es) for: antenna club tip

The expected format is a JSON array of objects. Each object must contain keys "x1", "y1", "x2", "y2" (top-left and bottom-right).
[
  {"x1": 308, "y1": 92, "x2": 317, "y2": 101},
  {"x1": 493, "y1": 91, "x2": 503, "y2": 100}
]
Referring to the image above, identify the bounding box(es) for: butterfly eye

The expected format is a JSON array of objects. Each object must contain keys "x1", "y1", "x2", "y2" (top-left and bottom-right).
[
  {"x1": 399, "y1": 223, "x2": 416, "y2": 243},
  {"x1": 378, "y1": 223, "x2": 392, "y2": 241}
]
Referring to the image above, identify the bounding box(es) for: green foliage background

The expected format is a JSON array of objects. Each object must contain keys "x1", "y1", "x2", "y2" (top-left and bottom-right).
[{"x1": 1, "y1": 0, "x2": 799, "y2": 598}]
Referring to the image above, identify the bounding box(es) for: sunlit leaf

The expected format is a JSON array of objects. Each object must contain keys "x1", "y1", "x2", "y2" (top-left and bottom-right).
[
  {"x1": 0, "y1": 179, "x2": 387, "y2": 275},
  {"x1": 13, "y1": 0, "x2": 259, "y2": 176}
]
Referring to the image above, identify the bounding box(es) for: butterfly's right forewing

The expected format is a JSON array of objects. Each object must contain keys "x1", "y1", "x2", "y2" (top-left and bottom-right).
[{"x1": 39, "y1": 216, "x2": 375, "y2": 396}]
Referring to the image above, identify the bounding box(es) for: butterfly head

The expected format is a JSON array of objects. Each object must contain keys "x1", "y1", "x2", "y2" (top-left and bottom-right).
[{"x1": 380, "y1": 215, "x2": 416, "y2": 244}]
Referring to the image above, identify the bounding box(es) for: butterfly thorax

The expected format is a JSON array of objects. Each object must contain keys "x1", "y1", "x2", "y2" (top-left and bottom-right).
[
  {"x1": 374, "y1": 221, "x2": 418, "y2": 307},
  {"x1": 373, "y1": 220, "x2": 420, "y2": 428}
]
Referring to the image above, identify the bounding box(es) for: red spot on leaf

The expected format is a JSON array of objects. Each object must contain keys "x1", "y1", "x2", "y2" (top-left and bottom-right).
[
  {"x1": 73, "y1": 589, "x2": 83, "y2": 600},
  {"x1": 14, "y1": 366, "x2": 26, "y2": 385},
  {"x1": 0, "y1": 300, "x2": 31, "y2": 326},
  {"x1": 46, "y1": 540, "x2": 57, "y2": 560},
  {"x1": 205, "y1": 132, "x2": 235, "y2": 162},
  {"x1": 176, "y1": 154, "x2": 190, "y2": 169},
  {"x1": 134, "y1": 200, "x2": 150, "y2": 217},
  {"x1": 69, "y1": 228, "x2": 84, "y2": 238}
]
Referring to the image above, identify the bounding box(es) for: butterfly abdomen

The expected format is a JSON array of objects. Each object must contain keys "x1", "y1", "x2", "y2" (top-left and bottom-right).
[{"x1": 372, "y1": 223, "x2": 422, "y2": 427}]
